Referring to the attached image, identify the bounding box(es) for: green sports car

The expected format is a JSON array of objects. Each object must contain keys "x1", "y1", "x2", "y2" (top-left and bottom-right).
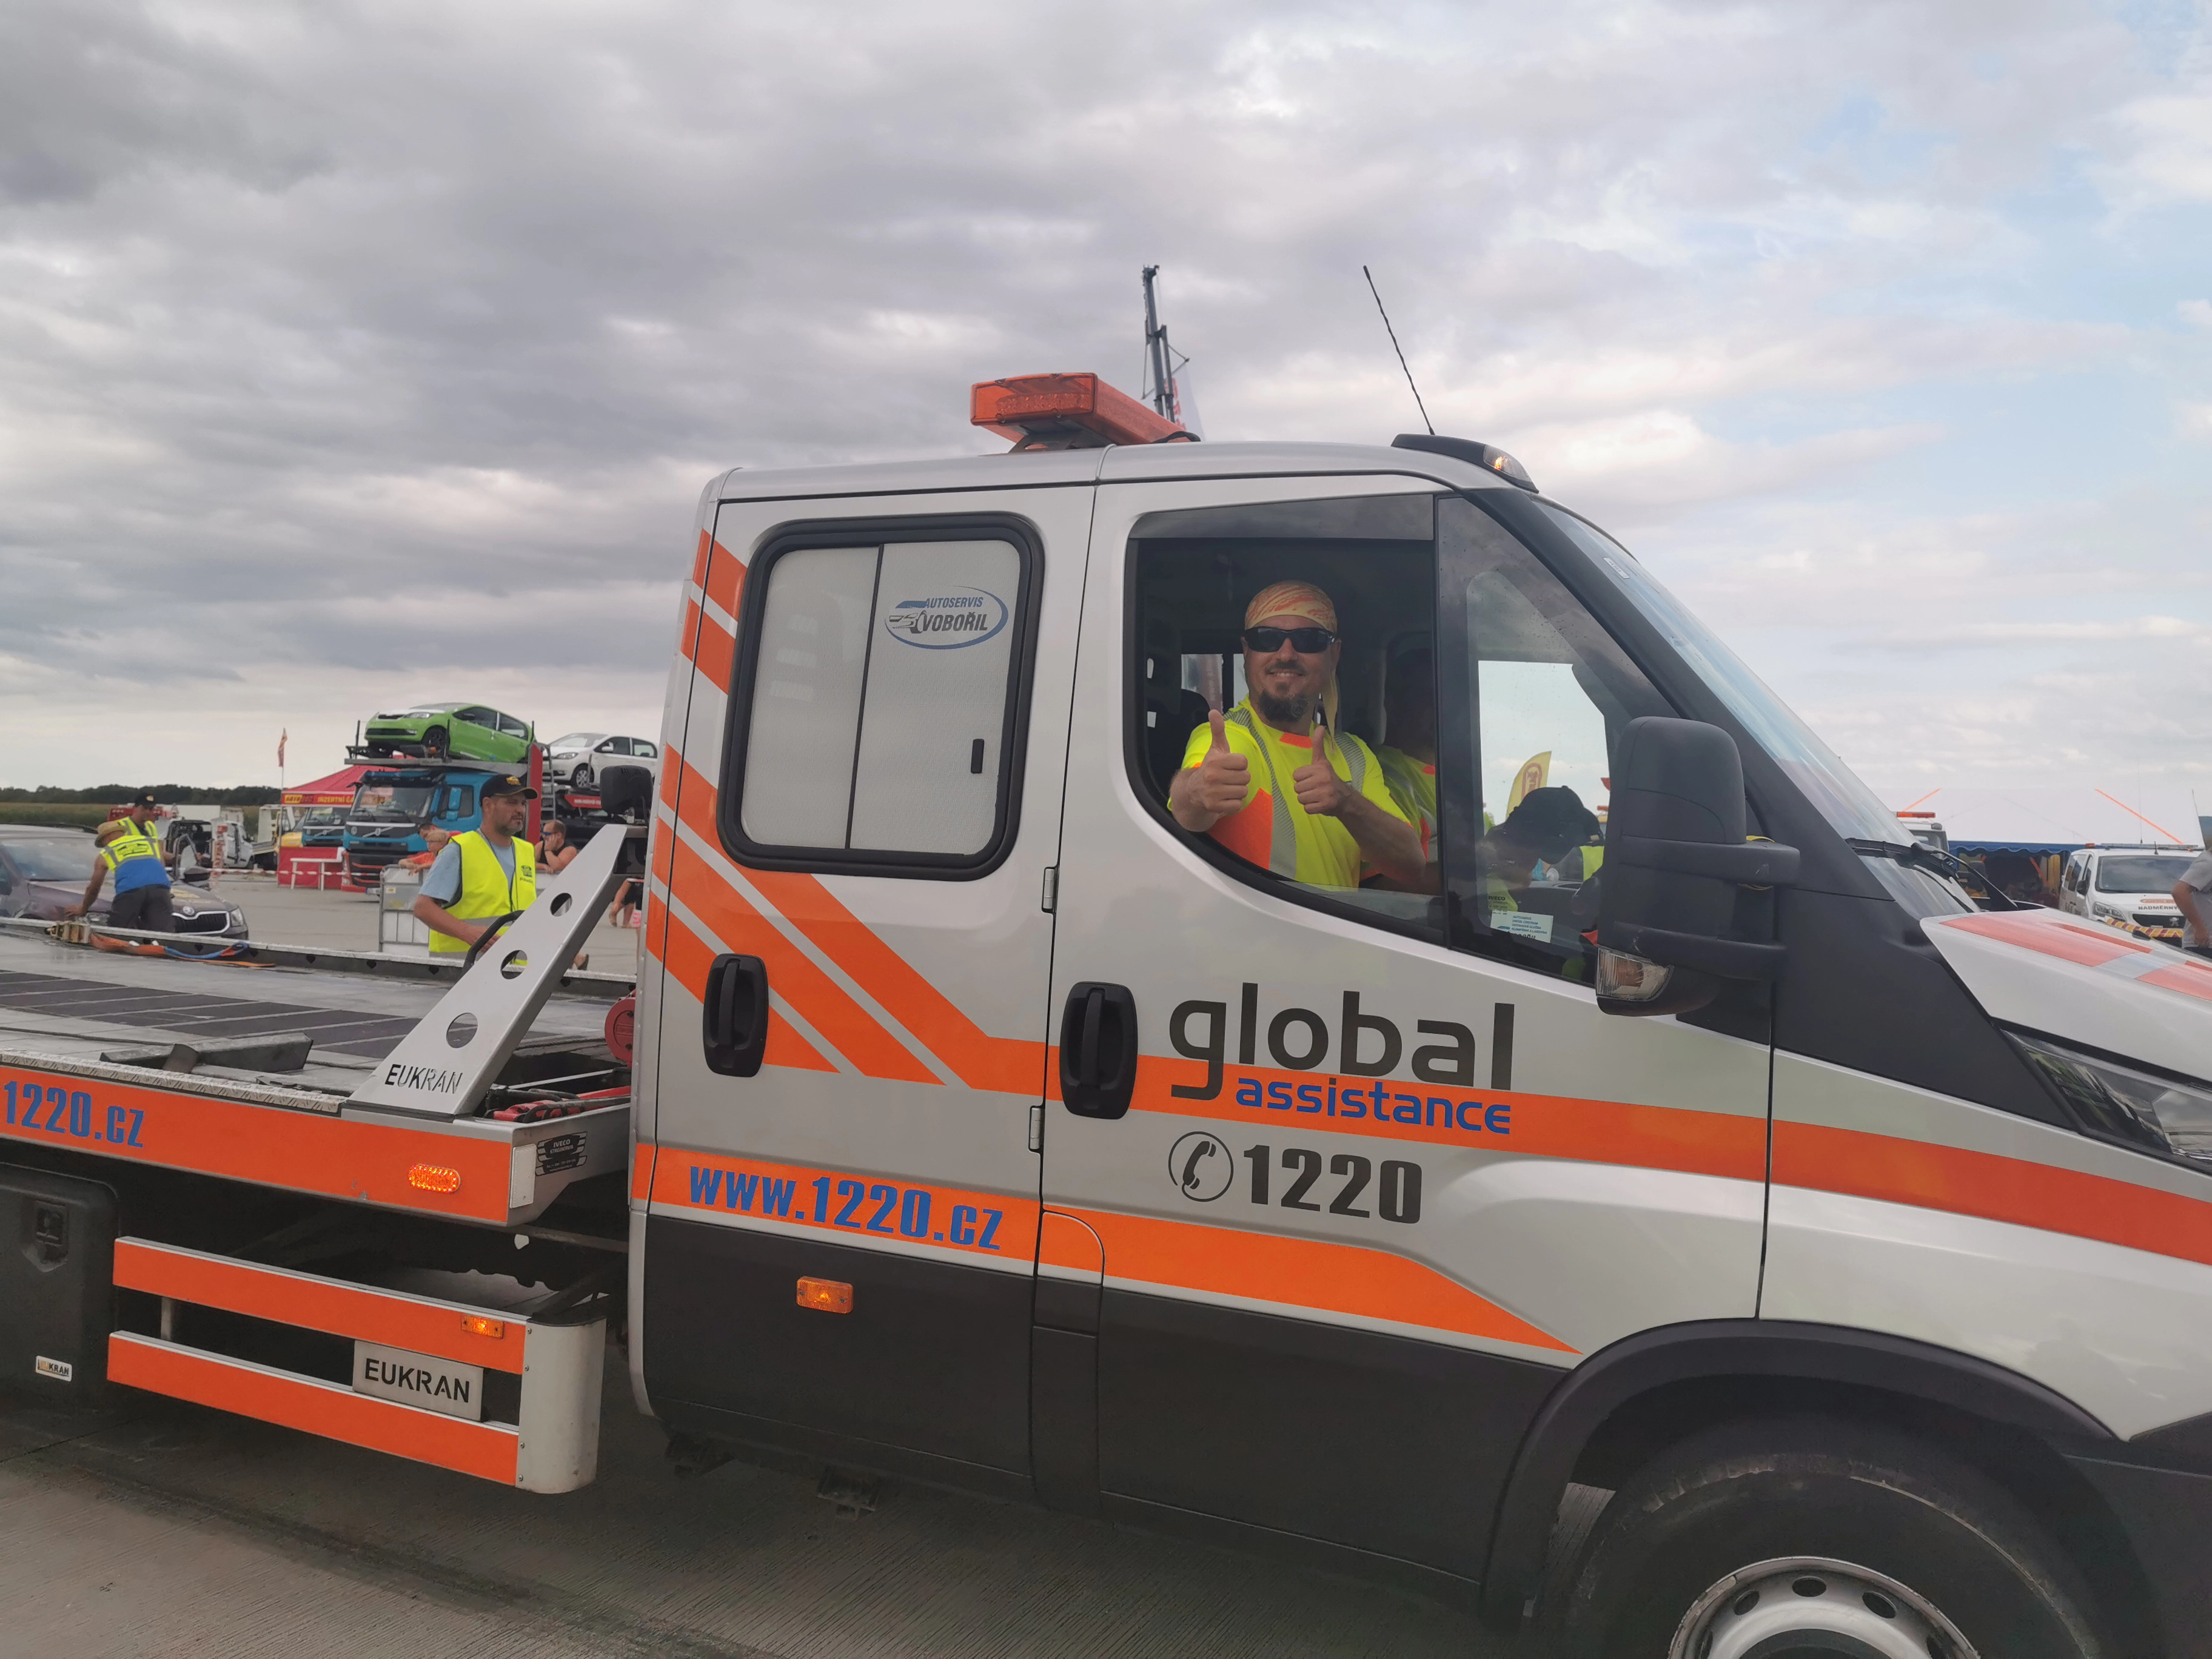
[{"x1": 363, "y1": 702, "x2": 536, "y2": 763}]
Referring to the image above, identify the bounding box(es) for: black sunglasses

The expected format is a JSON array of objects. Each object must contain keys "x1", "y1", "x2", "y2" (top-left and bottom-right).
[{"x1": 1242, "y1": 626, "x2": 1337, "y2": 654}]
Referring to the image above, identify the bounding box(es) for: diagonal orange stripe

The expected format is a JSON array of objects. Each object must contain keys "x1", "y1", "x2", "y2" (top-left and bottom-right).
[
  {"x1": 665, "y1": 746, "x2": 1044, "y2": 1095},
  {"x1": 702, "y1": 535, "x2": 744, "y2": 618},
  {"x1": 1065, "y1": 1205, "x2": 1572, "y2": 1352},
  {"x1": 668, "y1": 837, "x2": 936, "y2": 1083},
  {"x1": 1776, "y1": 1119, "x2": 2212, "y2": 1270},
  {"x1": 660, "y1": 905, "x2": 834, "y2": 1074}
]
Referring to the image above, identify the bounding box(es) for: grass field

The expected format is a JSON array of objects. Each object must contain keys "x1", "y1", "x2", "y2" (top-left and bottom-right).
[{"x1": 0, "y1": 805, "x2": 109, "y2": 830}]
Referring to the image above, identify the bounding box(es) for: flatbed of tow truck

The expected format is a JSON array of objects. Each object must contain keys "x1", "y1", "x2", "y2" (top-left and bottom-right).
[{"x1": 0, "y1": 868, "x2": 635, "y2": 1493}]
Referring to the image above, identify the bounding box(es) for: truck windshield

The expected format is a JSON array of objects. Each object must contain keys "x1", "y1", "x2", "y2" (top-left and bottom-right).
[
  {"x1": 1536, "y1": 503, "x2": 1911, "y2": 848},
  {"x1": 2096, "y1": 857, "x2": 2195, "y2": 894},
  {"x1": 353, "y1": 784, "x2": 435, "y2": 822}
]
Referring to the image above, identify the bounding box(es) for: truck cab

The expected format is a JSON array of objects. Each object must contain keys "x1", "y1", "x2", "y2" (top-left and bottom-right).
[
  {"x1": 343, "y1": 766, "x2": 499, "y2": 888},
  {"x1": 628, "y1": 392, "x2": 2212, "y2": 1655}
]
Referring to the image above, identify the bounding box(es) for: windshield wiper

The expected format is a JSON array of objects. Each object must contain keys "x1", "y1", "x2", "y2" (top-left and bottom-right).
[{"x1": 1849, "y1": 839, "x2": 2020, "y2": 910}]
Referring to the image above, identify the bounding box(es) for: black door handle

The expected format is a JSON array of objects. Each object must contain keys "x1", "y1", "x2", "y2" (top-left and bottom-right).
[
  {"x1": 1059, "y1": 982, "x2": 1138, "y2": 1119},
  {"x1": 703, "y1": 954, "x2": 769, "y2": 1077}
]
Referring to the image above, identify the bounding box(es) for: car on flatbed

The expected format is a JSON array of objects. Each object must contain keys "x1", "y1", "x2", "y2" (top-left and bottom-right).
[
  {"x1": 543, "y1": 733, "x2": 663, "y2": 793},
  {"x1": 0, "y1": 824, "x2": 247, "y2": 941},
  {"x1": 363, "y1": 702, "x2": 535, "y2": 763}
]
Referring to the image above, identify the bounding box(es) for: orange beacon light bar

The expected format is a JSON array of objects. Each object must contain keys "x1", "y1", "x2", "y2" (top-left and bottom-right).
[{"x1": 970, "y1": 372, "x2": 1191, "y2": 449}]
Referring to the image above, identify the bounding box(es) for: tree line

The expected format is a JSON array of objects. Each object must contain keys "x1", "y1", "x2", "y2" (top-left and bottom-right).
[{"x1": 0, "y1": 785, "x2": 283, "y2": 805}]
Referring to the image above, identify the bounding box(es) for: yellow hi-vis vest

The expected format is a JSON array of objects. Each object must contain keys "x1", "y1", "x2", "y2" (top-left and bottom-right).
[
  {"x1": 429, "y1": 831, "x2": 537, "y2": 954},
  {"x1": 101, "y1": 819, "x2": 170, "y2": 892}
]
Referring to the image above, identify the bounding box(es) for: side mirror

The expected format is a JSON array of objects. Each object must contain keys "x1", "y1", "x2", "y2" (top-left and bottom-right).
[{"x1": 1597, "y1": 717, "x2": 1798, "y2": 1017}]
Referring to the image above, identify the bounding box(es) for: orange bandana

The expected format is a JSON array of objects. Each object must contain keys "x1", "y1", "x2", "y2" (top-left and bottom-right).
[{"x1": 1244, "y1": 581, "x2": 1338, "y2": 632}]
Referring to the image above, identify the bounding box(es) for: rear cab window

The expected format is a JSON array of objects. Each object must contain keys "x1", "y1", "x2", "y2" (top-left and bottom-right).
[{"x1": 719, "y1": 518, "x2": 1038, "y2": 876}]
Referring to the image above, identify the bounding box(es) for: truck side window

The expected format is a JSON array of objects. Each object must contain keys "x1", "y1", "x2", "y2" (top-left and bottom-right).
[
  {"x1": 722, "y1": 526, "x2": 1034, "y2": 874},
  {"x1": 1128, "y1": 491, "x2": 1446, "y2": 943},
  {"x1": 1435, "y1": 496, "x2": 1675, "y2": 982}
]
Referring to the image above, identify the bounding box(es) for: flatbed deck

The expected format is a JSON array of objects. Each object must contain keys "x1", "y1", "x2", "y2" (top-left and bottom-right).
[{"x1": 0, "y1": 930, "x2": 631, "y2": 1228}]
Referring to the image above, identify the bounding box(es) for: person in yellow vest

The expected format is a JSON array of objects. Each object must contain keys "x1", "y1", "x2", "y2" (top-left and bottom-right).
[
  {"x1": 1170, "y1": 581, "x2": 1424, "y2": 890},
  {"x1": 71, "y1": 791, "x2": 176, "y2": 931},
  {"x1": 1373, "y1": 644, "x2": 1439, "y2": 866},
  {"x1": 413, "y1": 776, "x2": 537, "y2": 956}
]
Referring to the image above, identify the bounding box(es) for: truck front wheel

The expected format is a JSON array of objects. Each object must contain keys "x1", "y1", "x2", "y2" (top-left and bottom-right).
[{"x1": 1551, "y1": 1416, "x2": 2105, "y2": 1659}]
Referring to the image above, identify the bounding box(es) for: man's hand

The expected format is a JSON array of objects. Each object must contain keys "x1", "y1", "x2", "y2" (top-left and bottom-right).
[
  {"x1": 1170, "y1": 711, "x2": 1250, "y2": 831},
  {"x1": 1292, "y1": 748, "x2": 1357, "y2": 817}
]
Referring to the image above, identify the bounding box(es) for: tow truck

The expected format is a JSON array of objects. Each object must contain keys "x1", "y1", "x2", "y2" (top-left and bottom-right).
[{"x1": 7, "y1": 370, "x2": 2212, "y2": 1657}]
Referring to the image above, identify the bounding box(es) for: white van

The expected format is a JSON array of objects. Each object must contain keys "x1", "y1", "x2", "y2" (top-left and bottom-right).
[
  {"x1": 2060, "y1": 845, "x2": 2198, "y2": 943},
  {"x1": 631, "y1": 375, "x2": 2212, "y2": 1658}
]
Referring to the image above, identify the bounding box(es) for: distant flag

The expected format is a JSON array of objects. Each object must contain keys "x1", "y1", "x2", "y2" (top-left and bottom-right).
[{"x1": 277, "y1": 729, "x2": 288, "y2": 768}]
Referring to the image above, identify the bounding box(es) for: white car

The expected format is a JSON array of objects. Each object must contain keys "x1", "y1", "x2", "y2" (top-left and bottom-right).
[
  {"x1": 543, "y1": 732, "x2": 662, "y2": 792},
  {"x1": 2059, "y1": 844, "x2": 2200, "y2": 943}
]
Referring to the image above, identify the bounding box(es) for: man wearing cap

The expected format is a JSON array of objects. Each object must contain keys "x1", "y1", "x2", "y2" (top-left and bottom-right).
[
  {"x1": 1170, "y1": 581, "x2": 1425, "y2": 890},
  {"x1": 70, "y1": 791, "x2": 176, "y2": 933},
  {"x1": 414, "y1": 776, "x2": 538, "y2": 956}
]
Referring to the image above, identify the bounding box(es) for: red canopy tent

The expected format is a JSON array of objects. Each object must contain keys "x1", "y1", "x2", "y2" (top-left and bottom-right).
[
  {"x1": 278, "y1": 765, "x2": 371, "y2": 889},
  {"x1": 282, "y1": 765, "x2": 370, "y2": 808}
]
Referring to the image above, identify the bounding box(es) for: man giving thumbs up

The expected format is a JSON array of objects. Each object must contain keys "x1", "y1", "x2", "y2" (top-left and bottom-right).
[{"x1": 1168, "y1": 581, "x2": 1424, "y2": 890}]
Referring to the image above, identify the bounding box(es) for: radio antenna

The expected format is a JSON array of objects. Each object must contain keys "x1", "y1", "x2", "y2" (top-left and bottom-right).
[{"x1": 1362, "y1": 265, "x2": 1432, "y2": 435}]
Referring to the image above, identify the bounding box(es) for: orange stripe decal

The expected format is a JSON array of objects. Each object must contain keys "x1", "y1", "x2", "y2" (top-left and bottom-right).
[
  {"x1": 108, "y1": 1335, "x2": 520, "y2": 1484},
  {"x1": 1127, "y1": 1057, "x2": 1765, "y2": 1181},
  {"x1": 702, "y1": 535, "x2": 744, "y2": 618},
  {"x1": 1067, "y1": 1205, "x2": 1572, "y2": 1352},
  {"x1": 660, "y1": 903, "x2": 834, "y2": 1073},
  {"x1": 1776, "y1": 1119, "x2": 2212, "y2": 1269},
  {"x1": 1940, "y1": 910, "x2": 2149, "y2": 965},
  {"x1": 2141, "y1": 960, "x2": 2212, "y2": 1003},
  {"x1": 1039, "y1": 1209, "x2": 1104, "y2": 1275},
  {"x1": 115, "y1": 1241, "x2": 527, "y2": 1373},
  {"x1": 666, "y1": 840, "x2": 933, "y2": 1081},
  {"x1": 691, "y1": 603, "x2": 736, "y2": 694},
  {"x1": 665, "y1": 747, "x2": 1039, "y2": 1093},
  {"x1": 1, "y1": 1064, "x2": 515, "y2": 1221}
]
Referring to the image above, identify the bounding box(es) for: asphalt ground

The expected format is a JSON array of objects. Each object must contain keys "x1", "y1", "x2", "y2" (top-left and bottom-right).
[{"x1": 0, "y1": 1348, "x2": 1505, "y2": 1659}]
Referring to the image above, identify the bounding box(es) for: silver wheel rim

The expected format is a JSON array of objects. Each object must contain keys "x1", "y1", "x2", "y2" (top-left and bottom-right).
[{"x1": 1668, "y1": 1556, "x2": 1981, "y2": 1658}]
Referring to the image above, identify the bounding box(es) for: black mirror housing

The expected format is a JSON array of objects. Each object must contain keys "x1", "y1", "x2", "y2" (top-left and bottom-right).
[{"x1": 1598, "y1": 717, "x2": 1790, "y2": 1016}]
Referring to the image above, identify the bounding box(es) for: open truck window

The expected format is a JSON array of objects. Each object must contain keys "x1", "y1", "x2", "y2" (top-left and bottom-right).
[
  {"x1": 720, "y1": 520, "x2": 1037, "y2": 877},
  {"x1": 1129, "y1": 488, "x2": 1674, "y2": 982}
]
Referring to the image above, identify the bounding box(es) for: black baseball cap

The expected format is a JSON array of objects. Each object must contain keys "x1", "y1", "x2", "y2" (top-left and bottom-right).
[
  {"x1": 482, "y1": 775, "x2": 540, "y2": 800},
  {"x1": 129, "y1": 791, "x2": 159, "y2": 811}
]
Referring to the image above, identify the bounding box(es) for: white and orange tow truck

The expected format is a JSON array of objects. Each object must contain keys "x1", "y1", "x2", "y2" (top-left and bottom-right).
[{"x1": 10, "y1": 370, "x2": 2212, "y2": 1657}]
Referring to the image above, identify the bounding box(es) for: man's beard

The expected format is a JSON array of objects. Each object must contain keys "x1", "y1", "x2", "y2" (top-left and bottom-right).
[{"x1": 1253, "y1": 685, "x2": 1318, "y2": 729}]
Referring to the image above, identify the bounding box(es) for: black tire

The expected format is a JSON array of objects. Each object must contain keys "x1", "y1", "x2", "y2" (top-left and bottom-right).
[
  {"x1": 1552, "y1": 1415, "x2": 2105, "y2": 1659},
  {"x1": 424, "y1": 727, "x2": 448, "y2": 758},
  {"x1": 573, "y1": 763, "x2": 594, "y2": 791}
]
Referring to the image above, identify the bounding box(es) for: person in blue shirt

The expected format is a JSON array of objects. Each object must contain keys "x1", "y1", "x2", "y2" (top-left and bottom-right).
[{"x1": 72, "y1": 791, "x2": 176, "y2": 933}]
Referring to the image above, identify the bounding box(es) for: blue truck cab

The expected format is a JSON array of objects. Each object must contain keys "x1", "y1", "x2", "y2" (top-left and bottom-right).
[{"x1": 343, "y1": 765, "x2": 498, "y2": 888}]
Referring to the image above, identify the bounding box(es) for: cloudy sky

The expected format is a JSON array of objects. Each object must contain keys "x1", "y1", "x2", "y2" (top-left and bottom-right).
[{"x1": 2, "y1": 0, "x2": 2208, "y2": 835}]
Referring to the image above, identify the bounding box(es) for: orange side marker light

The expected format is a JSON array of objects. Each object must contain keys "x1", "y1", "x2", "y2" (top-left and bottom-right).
[
  {"x1": 796, "y1": 1277, "x2": 853, "y2": 1314},
  {"x1": 461, "y1": 1315, "x2": 506, "y2": 1339},
  {"x1": 407, "y1": 1163, "x2": 462, "y2": 1193}
]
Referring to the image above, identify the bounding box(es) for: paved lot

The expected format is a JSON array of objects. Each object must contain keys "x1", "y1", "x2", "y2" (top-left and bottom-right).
[{"x1": 0, "y1": 1352, "x2": 1503, "y2": 1659}]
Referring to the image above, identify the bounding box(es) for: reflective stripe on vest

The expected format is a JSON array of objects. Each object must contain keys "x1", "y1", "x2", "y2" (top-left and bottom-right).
[
  {"x1": 1224, "y1": 706, "x2": 1374, "y2": 881},
  {"x1": 101, "y1": 825, "x2": 163, "y2": 874},
  {"x1": 429, "y1": 831, "x2": 538, "y2": 954}
]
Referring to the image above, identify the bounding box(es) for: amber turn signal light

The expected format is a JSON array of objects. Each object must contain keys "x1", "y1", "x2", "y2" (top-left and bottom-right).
[
  {"x1": 407, "y1": 1163, "x2": 462, "y2": 1193},
  {"x1": 796, "y1": 1276, "x2": 853, "y2": 1314},
  {"x1": 460, "y1": 1315, "x2": 506, "y2": 1339}
]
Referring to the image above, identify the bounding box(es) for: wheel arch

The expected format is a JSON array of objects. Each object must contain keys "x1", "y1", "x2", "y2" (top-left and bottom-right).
[{"x1": 1479, "y1": 1320, "x2": 2151, "y2": 1642}]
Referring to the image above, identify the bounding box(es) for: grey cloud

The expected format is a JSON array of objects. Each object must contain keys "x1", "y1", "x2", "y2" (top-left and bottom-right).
[{"x1": 0, "y1": 0, "x2": 2205, "y2": 789}]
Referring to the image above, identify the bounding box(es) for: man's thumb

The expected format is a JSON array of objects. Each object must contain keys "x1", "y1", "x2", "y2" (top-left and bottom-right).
[{"x1": 1208, "y1": 709, "x2": 1228, "y2": 753}]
